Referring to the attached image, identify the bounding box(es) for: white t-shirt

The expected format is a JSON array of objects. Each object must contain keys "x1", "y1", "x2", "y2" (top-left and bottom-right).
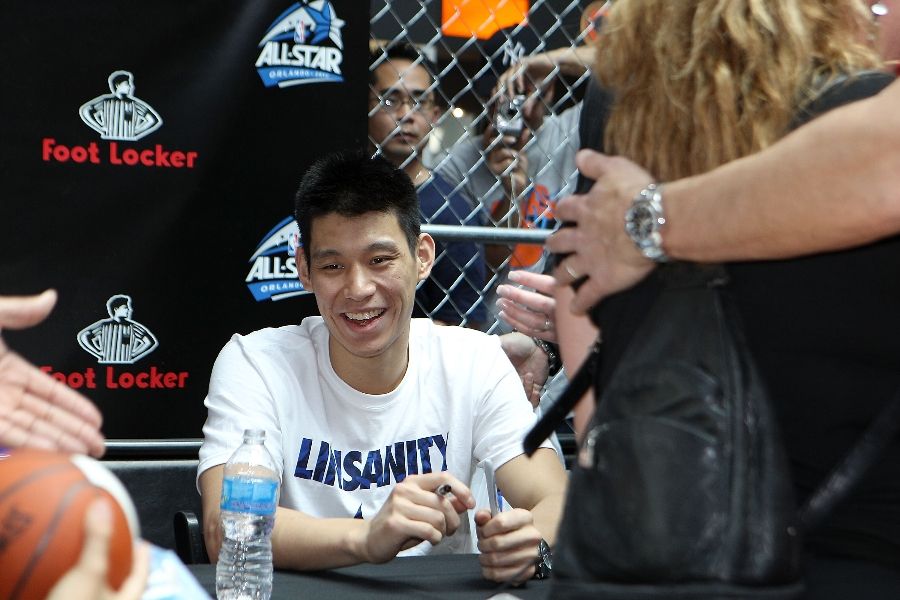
[{"x1": 198, "y1": 317, "x2": 551, "y2": 555}]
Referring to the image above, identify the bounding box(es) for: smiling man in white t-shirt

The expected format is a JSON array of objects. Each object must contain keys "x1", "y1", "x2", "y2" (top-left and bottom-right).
[{"x1": 198, "y1": 150, "x2": 565, "y2": 583}]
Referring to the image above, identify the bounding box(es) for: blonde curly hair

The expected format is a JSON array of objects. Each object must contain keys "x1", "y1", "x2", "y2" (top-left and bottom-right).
[{"x1": 595, "y1": 0, "x2": 883, "y2": 181}]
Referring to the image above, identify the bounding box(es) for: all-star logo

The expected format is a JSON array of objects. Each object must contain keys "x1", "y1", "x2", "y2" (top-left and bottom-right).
[
  {"x1": 246, "y1": 216, "x2": 311, "y2": 302},
  {"x1": 40, "y1": 293, "x2": 189, "y2": 391},
  {"x1": 255, "y1": 1, "x2": 345, "y2": 88},
  {"x1": 41, "y1": 69, "x2": 199, "y2": 170},
  {"x1": 77, "y1": 294, "x2": 158, "y2": 364},
  {"x1": 79, "y1": 70, "x2": 163, "y2": 141}
]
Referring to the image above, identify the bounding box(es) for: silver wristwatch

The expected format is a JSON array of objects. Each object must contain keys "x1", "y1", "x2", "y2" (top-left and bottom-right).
[{"x1": 624, "y1": 183, "x2": 670, "y2": 262}]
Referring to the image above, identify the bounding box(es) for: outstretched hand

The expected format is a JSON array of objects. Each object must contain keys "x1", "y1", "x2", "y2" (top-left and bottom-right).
[
  {"x1": 496, "y1": 270, "x2": 558, "y2": 343},
  {"x1": 0, "y1": 290, "x2": 105, "y2": 456},
  {"x1": 548, "y1": 150, "x2": 658, "y2": 314}
]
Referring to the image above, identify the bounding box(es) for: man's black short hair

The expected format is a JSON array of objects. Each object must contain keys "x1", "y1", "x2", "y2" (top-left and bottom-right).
[
  {"x1": 294, "y1": 150, "x2": 420, "y2": 265},
  {"x1": 369, "y1": 43, "x2": 436, "y2": 87}
]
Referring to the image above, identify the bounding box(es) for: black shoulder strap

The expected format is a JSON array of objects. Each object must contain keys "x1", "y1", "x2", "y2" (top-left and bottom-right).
[
  {"x1": 790, "y1": 70, "x2": 896, "y2": 130},
  {"x1": 524, "y1": 341, "x2": 598, "y2": 455},
  {"x1": 574, "y1": 78, "x2": 615, "y2": 195},
  {"x1": 799, "y1": 384, "x2": 900, "y2": 531}
]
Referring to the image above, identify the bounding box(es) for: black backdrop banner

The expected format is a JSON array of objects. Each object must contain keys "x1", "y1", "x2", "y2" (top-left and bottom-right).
[{"x1": 0, "y1": 1, "x2": 367, "y2": 439}]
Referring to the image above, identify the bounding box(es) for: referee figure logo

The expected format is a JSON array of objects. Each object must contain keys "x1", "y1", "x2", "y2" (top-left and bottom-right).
[
  {"x1": 77, "y1": 294, "x2": 159, "y2": 364},
  {"x1": 79, "y1": 70, "x2": 163, "y2": 141}
]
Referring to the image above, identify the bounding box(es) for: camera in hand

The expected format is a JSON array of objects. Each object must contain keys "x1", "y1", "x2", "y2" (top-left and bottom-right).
[{"x1": 494, "y1": 95, "x2": 526, "y2": 137}]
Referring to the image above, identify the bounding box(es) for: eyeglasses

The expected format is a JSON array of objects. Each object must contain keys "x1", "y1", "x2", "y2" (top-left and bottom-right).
[{"x1": 373, "y1": 89, "x2": 436, "y2": 114}]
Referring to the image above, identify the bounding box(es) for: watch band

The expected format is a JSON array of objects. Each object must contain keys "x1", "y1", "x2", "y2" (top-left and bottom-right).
[
  {"x1": 532, "y1": 338, "x2": 561, "y2": 377},
  {"x1": 533, "y1": 538, "x2": 553, "y2": 579}
]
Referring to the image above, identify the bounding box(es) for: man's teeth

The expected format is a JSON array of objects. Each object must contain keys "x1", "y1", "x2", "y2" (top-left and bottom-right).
[{"x1": 345, "y1": 310, "x2": 383, "y2": 321}]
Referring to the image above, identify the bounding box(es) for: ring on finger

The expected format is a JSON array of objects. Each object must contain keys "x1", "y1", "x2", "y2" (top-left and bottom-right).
[{"x1": 543, "y1": 317, "x2": 552, "y2": 331}]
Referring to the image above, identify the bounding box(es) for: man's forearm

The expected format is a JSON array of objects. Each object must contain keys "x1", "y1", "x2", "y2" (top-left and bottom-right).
[
  {"x1": 496, "y1": 448, "x2": 568, "y2": 545},
  {"x1": 547, "y1": 45, "x2": 594, "y2": 78},
  {"x1": 528, "y1": 491, "x2": 566, "y2": 546},
  {"x1": 664, "y1": 79, "x2": 900, "y2": 262},
  {"x1": 203, "y1": 467, "x2": 371, "y2": 571},
  {"x1": 271, "y1": 507, "x2": 370, "y2": 571}
]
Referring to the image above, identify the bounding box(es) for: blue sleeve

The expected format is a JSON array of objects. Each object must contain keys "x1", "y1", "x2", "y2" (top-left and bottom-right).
[
  {"x1": 416, "y1": 178, "x2": 488, "y2": 325},
  {"x1": 428, "y1": 239, "x2": 487, "y2": 325}
]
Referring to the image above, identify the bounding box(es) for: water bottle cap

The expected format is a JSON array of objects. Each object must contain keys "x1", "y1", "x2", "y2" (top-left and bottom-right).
[{"x1": 242, "y1": 429, "x2": 266, "y2": 443}]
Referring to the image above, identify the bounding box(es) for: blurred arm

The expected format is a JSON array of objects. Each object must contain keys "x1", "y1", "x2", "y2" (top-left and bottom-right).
[{"x1": 664, "y1": 78, "x2": 900, "y2": 262}]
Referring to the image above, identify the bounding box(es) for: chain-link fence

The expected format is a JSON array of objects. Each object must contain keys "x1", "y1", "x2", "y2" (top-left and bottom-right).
[{"x1": 369, "y1": 0, "x2": 598, "y2": 333}]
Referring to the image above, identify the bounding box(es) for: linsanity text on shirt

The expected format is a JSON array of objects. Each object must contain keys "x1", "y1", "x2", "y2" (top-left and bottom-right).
[{"x1": 294, "y1": 434, "x2": 449, "y2": 491}]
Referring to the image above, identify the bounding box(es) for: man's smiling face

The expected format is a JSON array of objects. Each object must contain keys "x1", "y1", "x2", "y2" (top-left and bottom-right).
[{"x1": 298, "y1": 210, "x2": 433, "y2": 369}]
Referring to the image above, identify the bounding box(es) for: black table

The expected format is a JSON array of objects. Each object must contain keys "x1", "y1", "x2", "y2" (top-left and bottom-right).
[{"x1": 188, "y1": 554, "x2": 550, "y2": 599}]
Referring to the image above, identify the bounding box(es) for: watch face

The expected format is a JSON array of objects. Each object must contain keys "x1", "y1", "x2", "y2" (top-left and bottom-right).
[
  {"x1": 626, "y1": 201, "x2": 654, "y2": 239},
  {"x1": 635, "y1": 205, "x2": 654, "y2": 237},
  {"x1": 625, "y1": 188, "x2": 669, "y2": 262}
]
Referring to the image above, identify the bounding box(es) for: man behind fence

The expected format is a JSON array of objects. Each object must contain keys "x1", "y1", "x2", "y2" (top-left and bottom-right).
[{"x1": 368, "y1": 43, "x2": 487, "y2": 329}]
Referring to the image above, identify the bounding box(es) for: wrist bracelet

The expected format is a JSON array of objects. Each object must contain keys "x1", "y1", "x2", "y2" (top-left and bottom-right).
[{"x1": 532, "y1": 337, "x2": 561, "y2": 377}]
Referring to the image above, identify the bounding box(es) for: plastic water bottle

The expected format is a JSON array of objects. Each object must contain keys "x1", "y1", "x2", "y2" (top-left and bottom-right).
[{"x1": 216, "y1": 429, "x2": 280, "y2": 600}]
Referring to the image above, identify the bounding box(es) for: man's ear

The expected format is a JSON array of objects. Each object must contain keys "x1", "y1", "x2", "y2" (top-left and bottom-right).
[
  {"x1": 416, "y1": 233, "x2": 435, "y2": 281},
  {"x1": 296, "y1": 248, "x2": 313, "y2": 291}
]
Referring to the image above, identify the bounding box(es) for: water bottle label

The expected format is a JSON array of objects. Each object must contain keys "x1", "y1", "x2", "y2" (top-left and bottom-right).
[{"x1": 221, "y1": 476, "x2": 278, "y2": 515}]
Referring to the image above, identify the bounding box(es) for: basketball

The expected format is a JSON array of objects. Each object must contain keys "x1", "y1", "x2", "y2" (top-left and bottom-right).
[{"x1": 0, "y1": 448, "x2": 140, "y2": 599}]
